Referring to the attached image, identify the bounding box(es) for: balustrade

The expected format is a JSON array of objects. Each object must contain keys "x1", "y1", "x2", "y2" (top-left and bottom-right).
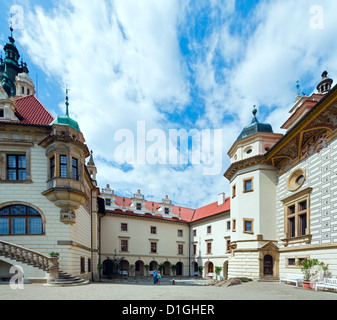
[{"x1": 0, "y1": 240, "x2": 59, "y2": 281}]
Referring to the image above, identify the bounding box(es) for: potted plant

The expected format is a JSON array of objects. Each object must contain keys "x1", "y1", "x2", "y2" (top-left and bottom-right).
[
  {"x1": 297, "y1": 258, "x2": 328, "y2": 289},
  {"x1": 215, "y1": 266, "x2": 223, "y2": 281},
  {"x1": 49, "y1": 252, "x2": 59, "y2": 258},
  {"x1": 198, "y1": 266, "x2": 204, "y2": 278},
  {"x1": 144, "y1": 264, "x2": 150, "y2": 276},
  {"x1": 171, "y1": 264, "x2": 177, "y2": 276},
  {"x1": 158, "y1": 264, "x2": 164, "y2": 275}
]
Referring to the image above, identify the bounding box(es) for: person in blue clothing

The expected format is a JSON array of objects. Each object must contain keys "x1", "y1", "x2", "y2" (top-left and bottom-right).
[{"x1": 152, "y1": 268, "x2": 158, "y2": 285}]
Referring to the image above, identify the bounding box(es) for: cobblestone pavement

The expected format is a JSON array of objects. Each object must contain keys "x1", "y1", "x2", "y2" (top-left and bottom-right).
[{"x1": 1, "y1": 277, "x2": 337, "y2": 300}]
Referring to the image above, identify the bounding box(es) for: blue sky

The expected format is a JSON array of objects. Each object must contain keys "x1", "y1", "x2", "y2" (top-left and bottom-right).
[{"x1": 1, "y1": 0, "x2": 337, "y2": 208}]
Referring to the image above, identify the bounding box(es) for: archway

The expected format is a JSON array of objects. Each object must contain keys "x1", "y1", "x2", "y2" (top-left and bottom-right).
[
  {"x1": 176, "y1": 262, "x2": 183, "y2": 276},
  {"x1": 135, "y1": 260, "x2": 144, "y2": 276},
  {"x1": 103, "y1": 259, "x2": 113, "y2": 276},
  {"x1": 120, "y1": 260, "x2": 129, "y2": 276},
  {"x1": 163, "y1": 261, "x2": 171, "y2": 276}
]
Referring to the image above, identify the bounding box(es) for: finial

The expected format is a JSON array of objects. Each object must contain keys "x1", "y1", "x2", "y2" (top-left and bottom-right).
[
  {"x1": 252, "y1": 105, "x2": 257, "y2": 117},
  {"x1": 65, "y1": 85, "x2": 70, "y2": 117}
]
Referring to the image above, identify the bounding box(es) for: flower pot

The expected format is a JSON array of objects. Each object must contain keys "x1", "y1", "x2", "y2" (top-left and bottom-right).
[{"x1": 303, "y1": 280, "x2": 314, "y2": 290}]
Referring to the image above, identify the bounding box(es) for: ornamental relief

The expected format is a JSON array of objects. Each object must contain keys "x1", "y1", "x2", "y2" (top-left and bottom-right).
[{"x1": 299, "y1": 129, "x2": 331, "y2": 161}]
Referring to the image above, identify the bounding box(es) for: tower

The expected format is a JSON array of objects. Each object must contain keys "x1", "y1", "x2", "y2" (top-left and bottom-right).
[
  {"x1": 225, "y1": 107, "x2": 283, "y2": 280},
  {"x1": 0, "y1": 27, "x2": 34, "y2": 97}
]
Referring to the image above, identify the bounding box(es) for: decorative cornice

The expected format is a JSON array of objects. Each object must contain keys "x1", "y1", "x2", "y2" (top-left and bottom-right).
[{"x1": 224, "y1": 154, "x2": 266, "y2": 182}]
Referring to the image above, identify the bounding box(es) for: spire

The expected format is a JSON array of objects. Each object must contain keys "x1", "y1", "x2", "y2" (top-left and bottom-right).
[
  {"x1": 87, "y1": 150, "x2": 95, "y2": 166},
  {"x1": 50, "y1": 86, "x2": 81, "y2": 131},
  {"x1": 65, "y1": 87, "x2": 70, "y2": 117}
]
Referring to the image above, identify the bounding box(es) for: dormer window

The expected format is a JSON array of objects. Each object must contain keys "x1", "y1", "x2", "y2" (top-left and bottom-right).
[
  {"x1": 136, "y1": 203, "x2": 142, "y2": 211},
  {"x1": 164, "y1": 208, "x2": 169, "y2": 215}
]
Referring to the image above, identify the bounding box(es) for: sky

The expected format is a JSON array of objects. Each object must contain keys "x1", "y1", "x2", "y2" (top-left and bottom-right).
[{"x1": 0, "y1": 0, "x2": 337, "y2": 209}]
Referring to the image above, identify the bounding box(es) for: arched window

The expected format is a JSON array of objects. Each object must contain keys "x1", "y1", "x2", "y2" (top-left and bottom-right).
[{"x1": 0, "y1": 205, "x2": 43, "y2": 235}]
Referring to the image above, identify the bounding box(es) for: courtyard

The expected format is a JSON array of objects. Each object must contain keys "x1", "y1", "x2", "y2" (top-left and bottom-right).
[{"x1": 1, "y1": 277, "x2": 336, "y2": 301}]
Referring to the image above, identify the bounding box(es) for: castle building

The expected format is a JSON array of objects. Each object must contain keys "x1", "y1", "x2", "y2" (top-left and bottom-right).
[
  {"x1": 99, "y1": 186, "x2": 230, "y2": 278},
  {"x1": 0, "y1": 28, "x2": 101, "y2": 284},
  {"x1": 225, "y1": 71, "x2": 337, "y2": 280},
  {"x1": 1, "y1": 24, "x2": 337, "y2": 286}
]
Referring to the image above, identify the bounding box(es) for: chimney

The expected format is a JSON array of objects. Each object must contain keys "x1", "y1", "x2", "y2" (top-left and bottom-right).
[{"x1": 218, "y1": 193, "x2": 226, "y2": 206}]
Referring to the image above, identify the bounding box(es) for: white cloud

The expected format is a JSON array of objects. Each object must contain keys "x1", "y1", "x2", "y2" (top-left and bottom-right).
[{"x1": 15, "y1": 0, "x2": 337, "y2": 208}]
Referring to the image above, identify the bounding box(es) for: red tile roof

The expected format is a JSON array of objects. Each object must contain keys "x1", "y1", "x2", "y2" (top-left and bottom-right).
[
  {"x1": 13, "y1": 95, "x2": 54, "y2": 126},
  {"x1": 106, "y1": 195, "x2": 230, "y2": 223},
  {"x1": 192, "y1": 199, "x2": 230, "y2": 222}
]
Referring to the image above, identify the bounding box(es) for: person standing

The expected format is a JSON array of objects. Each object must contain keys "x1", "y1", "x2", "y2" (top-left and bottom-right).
[{"x1": 152, "y1": 268, "x2": 158, "y2": 285}]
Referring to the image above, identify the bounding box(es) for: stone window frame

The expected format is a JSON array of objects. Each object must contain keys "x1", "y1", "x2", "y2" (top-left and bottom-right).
[
  {"x1": 46, "y1": 145, "x2": 84, "y2": 183},
  {"x1": 243, "y1": 176, "x2": 254, "y2": 193},
  {"x1": 0, "y1": 147, "x2": 32, "y2": 183},
  {"x1": 281, "y1": 188, "x2": 312, "y2": 246},
  {"x1": 0, "y1": 202, "x2": 46, "y2": 235},
  {"x1": 243, "y1": 218, "x2": 254, "y2": 234}
]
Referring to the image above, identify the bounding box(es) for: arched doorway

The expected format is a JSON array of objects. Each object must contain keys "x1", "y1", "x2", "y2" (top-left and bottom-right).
[
  {"x1": 135, "y1": 260, "x2": 144, "y2": 276},
  {"x1": 205, "y1": 262, "x2": 214, "y2": 277},
  {"x1": 163, "y1": 261, "x2": 171, "y2": 276},
  {"x1": 121, "y1": 260, "x2": 129, "y2": 276},
  {"x1": 103, "y1": 259, "x2": 113, "y2": 276},
  {"x1": 176, "y1": 262, "x2": 183, "y2": 276},
  {"x1": 264, "y1": 255, "x2": 273, "y2": 276}
]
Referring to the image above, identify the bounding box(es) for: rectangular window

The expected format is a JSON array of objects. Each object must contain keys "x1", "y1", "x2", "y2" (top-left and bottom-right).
[
  {"x1": 287, "y1": 258, "x2": 296, "y2": 266},
  {"x1": 0, "y1": 109, "x2": 4, "y2": 117},
  {"x1": 50, "y1": 157, "x2": 55, "y2": 179},
  {"x1": 151, "y1": 226, "x2": 157, "y2": 234},
  {"x1": 7, "y1": 155, "x2": 26, "y2": 181},
  {"x1": 243, "y1": 218, "x2": 254, "y2": 234},
  {"x1": 136, "y1": 203, "x2": 142, "y2": 210},
  {"x1": 80, "y1": 257, "x2": 85, "y2": 274},
  {"x1": 72, "y1": 158, "x2": 79, "y2": 180},
  {"x1": 226, "y1": 240, "x2": 231, "y2": 253},
  {"x1": 178, "y1": 244, "x2": 183, "y2": 255},
  {"x1": 178, "y1": 229, "x2": 183, "y2": 237},
  {"x1": 193, "y1": 244, "x2": 197, "y2": 255},
  {"x1": 60, "y1": 155, "x2": 68, "y2": 178},
  {"x1": 207, "y1": 242, "x2": 212, "y2": 254},
  {"x1": 121, "y1": 223, "x2": 128, "y2": 232},
  {"x1": 88, "y1": 258, "x2": 92, "y2": 272},
  {"x1": 244, "y1": 178, "x2": 253, "y2": 192},
  {"x1": 193, "y1": 229, "x2": 197, "y2": 237},
  {"x1": 121, "y1": 240, "x2": 128, "y2": 252},
  {"x1": 207, "y1": 226, "x2": 212, "y2": 234},
  {"x1": 232, "y1": 219, "x2": 236, "y2": 232},
  {"x1": 232, "y1": 184, "x2": 236, "y2": 198},
  {"x1": 165, "y1": 208, "x2": 169, "y2": 214},
  {"x1": 282, "y1": 188, "x2": 311, "y2": 244},
  {"x1": 227, "y1": 221, "x2": 231, "y2": 230},
  {"x1": 151, "y1": 242, "x2": 157, "y2": 253},
  {"x1": 105, "y1": 198, "x2": 111, "y2": 206}
]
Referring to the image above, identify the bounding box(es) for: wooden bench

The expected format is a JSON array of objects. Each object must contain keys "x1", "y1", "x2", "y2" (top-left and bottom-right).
[
  {"x1": 279, "y1": 274, "x2": 304, "y2": 287},
  {"x1": 315, "y1": 278, "x2": 337, "y2": 292}
]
